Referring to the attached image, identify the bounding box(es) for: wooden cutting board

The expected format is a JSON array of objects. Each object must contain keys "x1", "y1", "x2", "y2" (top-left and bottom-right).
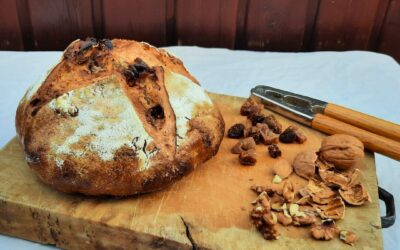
[{"x1": 0, "y1": 93, "x2": 383, "y2": 250}]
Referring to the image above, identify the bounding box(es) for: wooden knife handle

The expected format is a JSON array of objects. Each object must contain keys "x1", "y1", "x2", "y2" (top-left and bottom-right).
[
  {"x1": 324, "y1": 103, "x2": 400, "y2": 142},
  {"x1": 312, "y1": 114, "x2": 400, "y2": 161}
]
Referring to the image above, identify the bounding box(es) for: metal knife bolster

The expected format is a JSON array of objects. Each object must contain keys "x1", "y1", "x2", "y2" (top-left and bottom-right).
[{"x1": 250, "y1": 85, "x2": 328, "y2": 127}]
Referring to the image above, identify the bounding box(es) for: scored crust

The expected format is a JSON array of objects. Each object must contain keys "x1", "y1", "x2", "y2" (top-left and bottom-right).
[{"x1": 16, "y1": 38, "x2": 224, "y2": 196}]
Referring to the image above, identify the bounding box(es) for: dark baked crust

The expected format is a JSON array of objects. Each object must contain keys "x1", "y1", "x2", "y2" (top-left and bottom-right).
[{"x1": 16, "y1": 38, "x2": 224, "y2": 196}]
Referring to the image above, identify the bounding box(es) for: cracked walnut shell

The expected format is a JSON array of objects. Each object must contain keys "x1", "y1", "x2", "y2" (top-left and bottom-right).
[
  {"x1": 272, "y1": 159, "x2": 293, "y2": 179},
  {"x1": 293, "y1": 150, "x2": 317, "y2": 179},
  {"x1": 319, "y1": 134, "x2": 364, "y2": 170},
  {"x1": 339, "y1": 183, "x2": 371, "y2": 205}
]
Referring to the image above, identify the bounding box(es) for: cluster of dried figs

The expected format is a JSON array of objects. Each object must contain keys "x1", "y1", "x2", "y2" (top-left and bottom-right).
[
  {"x1": 228, "y1": 97, "x2": 307, "y2": 165},
  {"x1": 249, "y1": 133, "x2": 369, "y2": 246}
]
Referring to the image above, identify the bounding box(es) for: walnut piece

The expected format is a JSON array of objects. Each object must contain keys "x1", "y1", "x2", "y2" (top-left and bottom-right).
[
  {"x1": 250, "y1": 193, "x2": 280, "y2": 240},
  {"x1": 239, "y1": 149, "x2": 257, "y2": 166},
  {"x1": 272, "y1": 159, "x2": 293, "y2": 179},
  {"x1": 283, "y1": 181, "x2": 295, "y2": 203},
  {"x1": 250, "y1": 185, "x2": 275, "y2": 196},
  {"x1": 277, "y1": 212, "x2": 293, "y2": 226},
  {"x1": 340, "y1": 230, "x2": 358, "y2": 246},
  {"x1": 293, "y1": 150, "x2": 317, "y2": 179},
  {"x1": 279, "y1": 126, "x2": 307, "y2": 144},
  {"x1": 292, "y1": 213, "x2": 317, "y2": 226},
  {"x1": 319, "y1": 134, "x2": 364, "y2": 170},
  {"x1": 231, "y1": 137, "x2": 256, "y2": 154},
  {"x1": 311, "y1": 219, "x2": 339, "y2": 240},
  {"x1": 339, "y1": 183, "x2": 371, "y2": 205}
]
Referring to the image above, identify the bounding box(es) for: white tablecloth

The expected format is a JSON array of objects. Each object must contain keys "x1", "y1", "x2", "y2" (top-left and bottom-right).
[{"x1": 0, "y1": 47, "x2": 399, "y2": 249}]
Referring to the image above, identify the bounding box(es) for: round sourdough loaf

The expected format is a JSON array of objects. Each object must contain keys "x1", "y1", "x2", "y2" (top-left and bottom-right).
[{"x1": 16, "y1": 38, "x2": 225, "y2": 196}]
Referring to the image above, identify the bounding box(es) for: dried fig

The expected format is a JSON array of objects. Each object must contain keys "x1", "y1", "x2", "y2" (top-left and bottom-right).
[
  {"x1": 240, "y1": 97, "x2": 263, "y2": 117},
  {"x1": 268, "y1": 144, "x2": 281, "y2": 158},
  {"x1": 239, "y1": 149, "x2": 257, "y2": 166},
  {"x1": 227, "y1": 123, "x2": 245, "y2": 138},
  {"x1": 293, "y1": 150, "x2": 317, "y2": 179},
  {"x1": 319, "y1": 134, "x2": 364, "y2": 170},
  {"x1": 231, "y1": 137, "x2": 256, "y2": 154}
]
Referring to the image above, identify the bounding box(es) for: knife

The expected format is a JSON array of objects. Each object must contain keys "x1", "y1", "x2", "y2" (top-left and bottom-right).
[{"x1": 251, "y1": 85, "x2": 400, "y2": 161}]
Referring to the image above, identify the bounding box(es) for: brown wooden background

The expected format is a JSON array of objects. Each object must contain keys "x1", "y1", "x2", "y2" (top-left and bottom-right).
[{"x1": 0, "y1": 0, "x2": 399, "y2": 61}]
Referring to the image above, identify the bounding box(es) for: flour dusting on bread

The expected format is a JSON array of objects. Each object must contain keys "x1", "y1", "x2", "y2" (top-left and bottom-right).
[
  {"x1": 164, "y1": 71, "x2": 213, "y2": 147},
  {"x1": 48, "y1": 76, "x2": 155, "y2": 168}
]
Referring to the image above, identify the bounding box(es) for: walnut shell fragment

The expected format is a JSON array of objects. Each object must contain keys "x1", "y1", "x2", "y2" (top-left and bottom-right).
[
  {"x1": 303, "y1": 179, "x2": 337, "y2": 204},
  {"x1": 319, "y1": 134, "x2": 364, "y2": 170},
  {"x1": 293, "y1": 150, "x2": 317, "y2": 179},
  {"x1": 339, "y1": 183, "x2": 371, "y2": 206},
  {"x1": 315, "y1": 197, "x2": 345, "y2": 220},
  {"x1": 340, "y1": 230, "x2": 358, "y2": 246},
  {"x1": 272, "y1": 159, "x2": 293, "y2": 179},
  {"x1": 311, "y1": 219, "x2": 339, "y2": 241},
  {"x1": 318, "y1": 167, "x2": 351, "y2": 190}
]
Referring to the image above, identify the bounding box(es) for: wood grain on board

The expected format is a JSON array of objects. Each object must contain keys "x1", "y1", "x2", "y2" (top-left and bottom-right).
[{"x1": 0, "y1": 93, "x2": 383, "y2": 249}]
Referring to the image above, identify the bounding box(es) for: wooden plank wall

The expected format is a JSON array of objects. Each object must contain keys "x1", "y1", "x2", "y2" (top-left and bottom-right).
[{"x1": 0, "y1": 0, "x2": 399, "y2": 61}]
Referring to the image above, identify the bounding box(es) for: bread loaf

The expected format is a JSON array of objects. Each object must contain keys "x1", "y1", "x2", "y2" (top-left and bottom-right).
[{"x1": 16, "y1": 38, "x2": 224, "y2": 196}]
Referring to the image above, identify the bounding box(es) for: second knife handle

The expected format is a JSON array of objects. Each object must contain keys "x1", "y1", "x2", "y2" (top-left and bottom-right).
[
  {"x1": 324, "y1": 103, "x2": 400, "y2": 142},
  {"x1": 312, "y1": 113, "x2": 400, "y2": 161}
]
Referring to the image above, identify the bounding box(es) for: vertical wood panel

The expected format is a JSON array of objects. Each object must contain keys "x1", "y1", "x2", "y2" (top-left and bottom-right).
[
  {"x1": 28, "y1": 0, "x2": 93, "y2": 50},
  {"x1": 176, "y1": 0, "x2": 239, "y2": 49},
  {"x1": 312, "y1": 0, "x2": 383, "y2": 51},
  {"x1": 245, "y1": 0, "x2": 319, "y2": 51},
  {"x1": 0, "y1": 0, "x2": 24, "y2": 50},
  {"x1": 102, "y1": 0, "x2": 167, "y2": 46},
  {"x1": 378, "y1": 0, "x2": 400, "y2": 61}
]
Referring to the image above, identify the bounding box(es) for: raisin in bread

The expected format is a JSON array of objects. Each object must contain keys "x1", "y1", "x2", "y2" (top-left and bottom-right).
[{"x1": 16, "y1": 38, "x2": 225, "y2": 196}]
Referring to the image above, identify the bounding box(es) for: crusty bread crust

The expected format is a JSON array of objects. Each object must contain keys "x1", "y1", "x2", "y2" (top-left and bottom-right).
[{"x1": 16, "y1": 38, "x2": 224, "y2": 196}]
